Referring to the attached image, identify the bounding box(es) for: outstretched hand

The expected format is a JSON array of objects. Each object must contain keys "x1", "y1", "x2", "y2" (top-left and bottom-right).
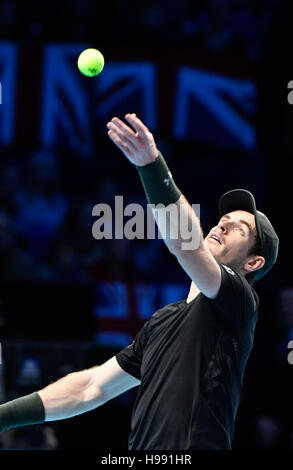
[{"x1": 106, "y1": 113, "x2": 159, "y2": 167}]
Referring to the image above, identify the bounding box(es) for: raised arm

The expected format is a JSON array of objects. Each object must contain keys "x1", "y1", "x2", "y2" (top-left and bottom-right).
[
  {"x1": 0, "y1": 357, "x2": 139, "y2": 432},
  {"x1": 107, "y1": 114, "x2": 221, "y2": 299}
]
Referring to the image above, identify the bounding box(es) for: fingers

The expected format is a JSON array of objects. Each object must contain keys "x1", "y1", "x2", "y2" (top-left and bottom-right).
[
  {"x1": 106, "y1": 114, "x2": 154, "y2": 161},
  {"x1": 107, "y1": 114, "x2": 150, "y2": 143},
  {"x1": 107, "y1": 118, "x2": 137, "y2": 153},
  {"x1": 107, "y1": 128, "x2": 134, "y2": 157},
  {"x1": 111, "y1": 117, "x2": 136, "y2": 138},
  {"x1": 125, "y1": 113, "x2": 150, "y2": 141}
]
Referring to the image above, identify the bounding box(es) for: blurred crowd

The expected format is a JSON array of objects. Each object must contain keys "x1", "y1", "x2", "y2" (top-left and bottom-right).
[
  {"x1": 0, "y1": 0, "x2": 279, "y2": 59},
  {"x1": 0, "y1": 147, "x2": 177, "y2": 286},
  {"x1": 0, "y1": 0, "x2": 291, "y2": 452},
  {"x1": 0, "y1": 145, "x2": 292, "y2": 450}
]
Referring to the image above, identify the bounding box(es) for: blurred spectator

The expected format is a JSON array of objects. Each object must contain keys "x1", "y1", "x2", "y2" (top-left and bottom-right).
[
  {"x1": 0, "y1": 165, "x2": 20, "y2": 214},
  {"x1": 0, "y1": 209, "x2": 47, "y2": 281},
  {"x1": 132, "y1": 239, "x2": 162, "y2": 279},
  {"x1": 87, "y1": 237, "x2": 135, "y2": 282},
  {"x1": 94, "y1": 177, "x2": 121, "y2": 205},
  {"x1": 15, "y1": 357, "x2": 42, "y2": 389},
  {"x1": 253, "y1": 415, "x2": 282, "y2": 449},
  {"x1": 47, "y1": 239, "x2": 87, "y2": 283},
  {"x1": 0, "y1": 0, "x2": 17, "y2": 38},
  {"x1": 182, "y1": 0, "x2": 277, "y2": 58},
  {"x1": 0, "y1": 425, "x2": 58, "y2": 450},
  {"x1": 48, "y1": 202, "x2": 103, "y2": 282},
  {"x1": 0, "y1": 0, "x2": 278, "y2": 59},
  {"x1": 14, "y1": 149, "x2": 68, "y2": 260}
]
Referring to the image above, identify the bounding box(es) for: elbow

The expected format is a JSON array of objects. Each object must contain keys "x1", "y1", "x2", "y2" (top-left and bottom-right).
[
  {"x1": 83, "y1": 380, "x2": 107, "y2": 408},
  {"x1": 84, "y1": 382, "x2": 106, "y2": 408}
]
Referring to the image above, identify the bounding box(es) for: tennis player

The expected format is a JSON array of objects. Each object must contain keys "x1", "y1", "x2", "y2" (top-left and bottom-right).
[{"x1": 0, "y1": 114, "x2": 279, "y2": 450}]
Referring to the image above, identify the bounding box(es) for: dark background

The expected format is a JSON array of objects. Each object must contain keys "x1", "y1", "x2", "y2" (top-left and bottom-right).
[{"x1": 0, "y1": 0, "x2": 292, "y2": 451}]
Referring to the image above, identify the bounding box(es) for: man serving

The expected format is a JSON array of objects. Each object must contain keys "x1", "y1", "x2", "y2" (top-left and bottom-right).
[{"x1": 0, "y1": 114, "x2": 279, "y2": 450}]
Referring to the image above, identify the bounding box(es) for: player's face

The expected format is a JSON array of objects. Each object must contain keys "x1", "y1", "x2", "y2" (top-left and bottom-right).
[{"x1": 205, "y1": 210, "x2": 257, "y2": 271}]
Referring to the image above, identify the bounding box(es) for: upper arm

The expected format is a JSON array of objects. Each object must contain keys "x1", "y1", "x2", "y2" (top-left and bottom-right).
[
  {"x1": 174, "y1": 239, "x2": 222, "y2": 299},
  {"x1": 92, "y1": 356, "x2": 140, "y2": 404},
  {"x1": 210, "y1": 264, "x2": 257, "y2": 334}
]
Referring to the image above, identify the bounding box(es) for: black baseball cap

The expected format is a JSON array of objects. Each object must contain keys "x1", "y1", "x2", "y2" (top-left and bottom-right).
[{"x1": 218, "y1": 189, "x2": 279, "y2": 282}]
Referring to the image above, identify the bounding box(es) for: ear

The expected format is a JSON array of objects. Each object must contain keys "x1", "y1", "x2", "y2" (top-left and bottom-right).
[{"x1": 244, "y1": 255, "x2": 265, "y2": 275}]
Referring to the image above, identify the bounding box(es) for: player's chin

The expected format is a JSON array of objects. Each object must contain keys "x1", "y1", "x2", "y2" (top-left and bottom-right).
[
  {"x1": 206, "y1": 238, "x2": 223, "y2": 252},
  {"x1": 207, "y1": 243, "x2": 225, "y2": 263}
]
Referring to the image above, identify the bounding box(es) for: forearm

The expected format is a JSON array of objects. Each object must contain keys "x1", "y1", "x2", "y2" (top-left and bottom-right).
[
  {"x1": 107, "y1": 116, "x2": 203, "y2": 254},
  {"x1": 136, "y1": 154, "x2": 202, "y2": 253},
  {"x1": 152, "y1": 194, "x2": 203, "y2": 253},
  {"x1": 0, "y1": 368, "x2": 104, "y2": 432},
  {"x1": 39, "y1": 368, "x2": 104, "y2": 421}
]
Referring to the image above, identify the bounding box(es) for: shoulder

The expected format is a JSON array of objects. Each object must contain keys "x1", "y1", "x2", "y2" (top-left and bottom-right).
[
  {"x1": 213, "y1": 263, "x2": 258, "y2": 314},
  {"x1": 221, "y1": 264, "x2": 254, "y2": 292}
]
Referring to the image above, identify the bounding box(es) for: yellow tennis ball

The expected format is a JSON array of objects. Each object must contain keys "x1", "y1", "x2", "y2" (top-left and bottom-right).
[{"x1": 77, "y1": 48, "x2": 105, "y2": 77}]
